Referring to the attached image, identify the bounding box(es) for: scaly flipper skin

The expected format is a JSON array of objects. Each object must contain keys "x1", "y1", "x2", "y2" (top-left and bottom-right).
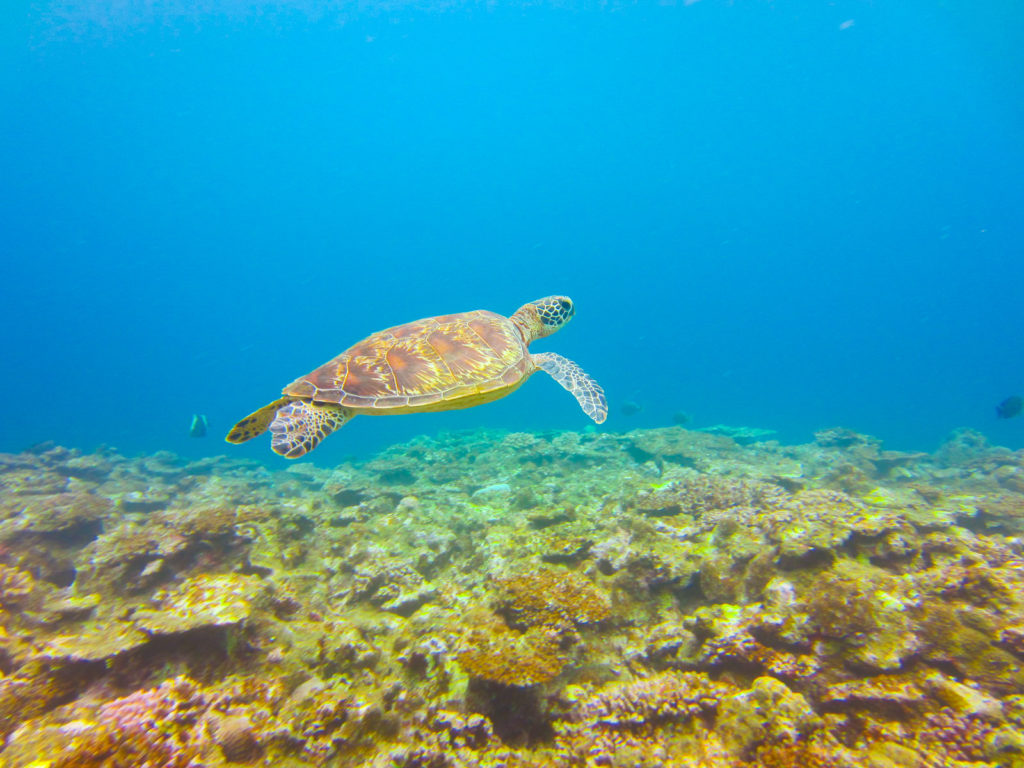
[
  {"x1": 270, "y1": 402, "x2": 354, "y2": 458},
  {"x1": 226, "y1": 397, "x2": 294, "y2": 444},
  {"x1": 532, "y1": 352, "x2": 608, "y2": 424}
]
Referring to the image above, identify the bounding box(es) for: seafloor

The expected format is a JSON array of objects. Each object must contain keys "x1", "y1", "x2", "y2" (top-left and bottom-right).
[{"x1": 0, "y1": 425, "x2": 1023, "y2": 767}]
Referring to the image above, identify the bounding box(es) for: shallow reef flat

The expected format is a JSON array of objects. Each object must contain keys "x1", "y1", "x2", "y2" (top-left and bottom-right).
[{"x1": 0, "y1": 425, "x2": 1023, "y2": 767}]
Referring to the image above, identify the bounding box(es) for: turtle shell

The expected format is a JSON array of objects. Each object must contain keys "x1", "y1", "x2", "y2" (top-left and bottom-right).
[{"x1": 282, "y1": 310, "x2": 532, "y2": 412}]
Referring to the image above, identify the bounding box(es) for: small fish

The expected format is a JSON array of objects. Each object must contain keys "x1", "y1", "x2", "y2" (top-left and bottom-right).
[
  {"x1": 672, "y1": 411, "x2": 692, "y2": 426},
  {"x1": 996, "y1": 396, "x2": 1022, "y2": 419},
  {"x1": 620, "y1": 400, "x2": 643, "y2": 416},
  {"x1": 189, "y1": 414, "x2": 209, "y2": 437}
]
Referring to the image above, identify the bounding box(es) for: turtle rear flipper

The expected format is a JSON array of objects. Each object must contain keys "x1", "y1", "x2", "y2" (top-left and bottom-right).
[
  {"x1": 270, "y1": 402, "x2": 354, "y2": 458},
  {"x1": 226, "y1": 397, "x2": 293, "y2": 444},
  {"x1": 533, "y1": 352, "x2": 608, "y2": 424}
]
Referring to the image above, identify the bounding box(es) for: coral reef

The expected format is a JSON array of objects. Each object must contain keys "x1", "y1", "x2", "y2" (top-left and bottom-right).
[{"x1": 0, "y1": 424, "x2": 1022, "y2": 767}]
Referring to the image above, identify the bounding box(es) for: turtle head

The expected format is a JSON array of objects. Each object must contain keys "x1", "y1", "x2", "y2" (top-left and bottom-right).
[{"x1": 512, "y1": 296, "x2": 575, "y2": 343}]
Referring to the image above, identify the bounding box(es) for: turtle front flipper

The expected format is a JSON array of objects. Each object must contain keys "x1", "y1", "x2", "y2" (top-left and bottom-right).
[
  {"x1": 270, "y1": 402, "x2": 354, "y2": 458},
  {"x1": 226, "y1": 397, "x2": 294, "y2": 444},
  {"x1": 532, "y1": 352, "x2": 608, "y2": 424}
]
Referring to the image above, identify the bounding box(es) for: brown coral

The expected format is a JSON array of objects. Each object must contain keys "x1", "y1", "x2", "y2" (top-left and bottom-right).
[
  {"x1": 210, "y1": 713, "x2": 262, "y2": 763},
  {"x1": 495, "y1": 565, "x2": 611, "y2": 631},
  {"x1": 802, "y1": 568, "x2": 883, "y2": 640},
  {"x1": 456, "y1": 616, "x2": 567, "y2": 687},
  {"x1": 752, "y1": 732, "x2": 857, "y2": 768}
]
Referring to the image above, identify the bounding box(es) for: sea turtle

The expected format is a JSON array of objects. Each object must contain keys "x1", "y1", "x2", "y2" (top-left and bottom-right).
[{"x1": 226, "y1": 296, "x2": 607, "y2": 458}]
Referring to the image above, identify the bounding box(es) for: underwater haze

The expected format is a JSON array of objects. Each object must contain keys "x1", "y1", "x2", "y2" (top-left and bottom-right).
[
  {"x1": 3, "y1": 0, "x2": 1023, "y2": 463},
  {"x1": 7, "y1": 4, "x2": 1024, "y2": 766}
]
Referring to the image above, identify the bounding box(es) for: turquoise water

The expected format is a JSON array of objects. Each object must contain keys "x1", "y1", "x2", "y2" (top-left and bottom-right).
[
  {"x1": 3, "y1": 1, "x2": 1023, "y2": 463},
  {"x1": 3, "y1": 7, "x2": 1024, "y2": 762}
]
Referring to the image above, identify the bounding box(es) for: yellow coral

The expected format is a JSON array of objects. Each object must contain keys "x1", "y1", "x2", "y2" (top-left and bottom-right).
[
  {"x1": 133, "y1": 573, "x2": 259, "y2": 635},
  {"x1": 0, "y1": 564, "x2": 34, "y2": 607}
]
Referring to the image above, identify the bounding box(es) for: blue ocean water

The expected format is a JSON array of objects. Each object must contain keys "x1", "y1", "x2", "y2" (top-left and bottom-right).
[{"x1": 2, "y1": 0, "x2": 1022, "y2": 465}]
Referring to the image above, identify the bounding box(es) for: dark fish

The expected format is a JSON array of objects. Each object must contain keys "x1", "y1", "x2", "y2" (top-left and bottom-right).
[
  {"x1": 189, "y1": 414, "x2": 209, "y2": 437},
  {"x1": 996, "y1": 396, "x2": 1022, "y2": 419},
  {"x1": 672, "y1": 411, "x2": 692, "y2": 426},
  {"x1": 620, "y1": 400, "x2": 643, "y2": 416}
]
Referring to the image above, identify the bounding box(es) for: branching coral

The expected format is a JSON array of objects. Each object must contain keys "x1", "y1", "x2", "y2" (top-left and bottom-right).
[
  {"x1": 8, "y1": 676, "x2": 215, "y2": 768},
  {"x1": 915, "y1": 708, "x2": 996, "y2": 763},
  {"x1": 553, "y1": 724, "x2": 737, "y2": 768},
  {"x1": 429, "y1": 709, "x2": 495, "y2": 749},
  {"x1": 631, "y1": 475, "x2": 785, "y2": 519},
  {"x1": 682, "y1": 605, "x2": 820, "y2": 679},
  {"x1": 570, "y1": 671, "x2": 735, "y2": 728},
  {"x1": 917, "y1": 560, "x2": 1021, "y2": 611},
  {"x1": 699, "y1": 628, "x2": 820, "y2": 679}
]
